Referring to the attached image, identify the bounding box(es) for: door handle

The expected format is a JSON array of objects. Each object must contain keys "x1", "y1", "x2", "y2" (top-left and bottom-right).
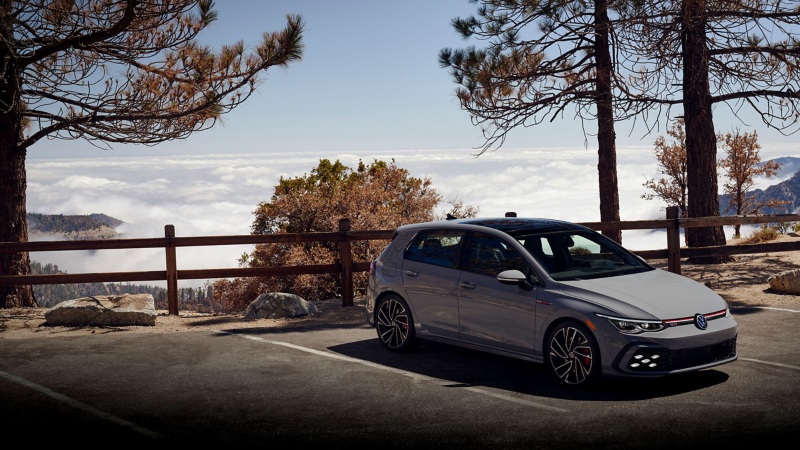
[
  {"x1": 405, "y1": 270, "x2": 419, "y2": 277},
  {"x1": 460, "y1": 281, "x2": 476, "y2": 289}
]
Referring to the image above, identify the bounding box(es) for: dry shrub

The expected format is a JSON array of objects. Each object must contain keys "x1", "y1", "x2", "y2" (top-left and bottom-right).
[
  {"x1": 214, "y1": 159, "x2": 478, "y2": 311},
  {"x1": 741, "y1": 225, "x2": 779, "y2": 245}
]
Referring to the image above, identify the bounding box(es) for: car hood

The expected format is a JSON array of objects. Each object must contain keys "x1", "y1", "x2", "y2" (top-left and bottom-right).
[{"x1": 557, "y1": 269, "x2": 727, "y2": 320}]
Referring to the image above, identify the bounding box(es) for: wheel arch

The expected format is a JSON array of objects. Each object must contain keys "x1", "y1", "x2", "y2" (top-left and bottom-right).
[
  {"x1": 373, "y1": 290, "x2": 412, "y2": 324},
  {"x1": 542, "y1": 314, "x2": 600, "y2": 353}
]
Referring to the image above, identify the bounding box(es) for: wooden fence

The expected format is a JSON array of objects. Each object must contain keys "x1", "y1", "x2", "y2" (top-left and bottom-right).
[{"x1": 1, "y1": 210, "x2": 800, "y2": 315}]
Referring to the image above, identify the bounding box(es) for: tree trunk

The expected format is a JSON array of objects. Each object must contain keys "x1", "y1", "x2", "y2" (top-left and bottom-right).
[
  {"x1": 680, "y1": 0, "x2": 730, "y2": 264},
  {"x1": 0, "y1": 10, "x2": 36, "y2": 308},
  {"x1": 594, "y1": 0, "x2": 622, "y2": 244}
]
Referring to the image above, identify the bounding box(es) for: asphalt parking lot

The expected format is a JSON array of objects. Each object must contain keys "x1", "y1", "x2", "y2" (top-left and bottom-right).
[{"x1": 1, "y1": 306, "x2": 799, "y2": 448}]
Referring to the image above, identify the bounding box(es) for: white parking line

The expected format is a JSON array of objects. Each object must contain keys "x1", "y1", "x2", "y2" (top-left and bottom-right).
[
  {"x1": 217, "y1": 331, "x2": 567, "y2": 413},
  {"x1": 739, "y1": 358, "x2": 800, "y2": 371},
  {"x1": 0, "y1": 369, "x2": 160, "y2": 438},
  {"x1": 750, "y1": 306, "x2": 800, "y2": 313}
]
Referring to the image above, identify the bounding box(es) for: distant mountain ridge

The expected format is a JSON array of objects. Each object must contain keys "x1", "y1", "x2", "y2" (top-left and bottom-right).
[
  {"x1": 89, "y1": 213, "x2": 124, "y2": 228},
  {"x1": 27, "y1": 213, "x2": 123, "y2": 240},
  {"x1": 770, "y1": 157, "x2": 800, "y2": 178},
  {"x1": 719, "y1": 158, "x2": 800, "y2": 215}
]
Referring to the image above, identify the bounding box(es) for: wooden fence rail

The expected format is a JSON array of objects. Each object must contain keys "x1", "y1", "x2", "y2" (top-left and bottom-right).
[{"x1": 1, "y1": 212, "x2": 799, "y2": 314}]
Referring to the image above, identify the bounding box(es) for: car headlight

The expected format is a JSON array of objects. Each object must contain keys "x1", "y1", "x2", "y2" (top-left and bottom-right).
[{"x1": 595, "y1": 313, "x2": 667, "y2": 334}]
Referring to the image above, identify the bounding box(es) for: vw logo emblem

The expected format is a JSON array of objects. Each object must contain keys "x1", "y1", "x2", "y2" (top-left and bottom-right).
[{"x1": 695, "y1": 314, "x2": 707, "y2": 330}]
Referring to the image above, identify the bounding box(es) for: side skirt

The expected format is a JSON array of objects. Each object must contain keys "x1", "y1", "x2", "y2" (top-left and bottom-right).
[{"x1": 418, "y1": 333, "x2": 544, "y2": 364}]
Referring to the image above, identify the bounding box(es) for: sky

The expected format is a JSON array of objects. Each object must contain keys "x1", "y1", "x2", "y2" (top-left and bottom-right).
[{"x1": 23, "y1": 1, "x2": 800, "y2": 289}]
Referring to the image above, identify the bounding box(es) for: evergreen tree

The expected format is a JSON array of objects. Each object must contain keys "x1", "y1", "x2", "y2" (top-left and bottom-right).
[{"x1": 1, "y1": 1, "x2": 305, "y2": 307}]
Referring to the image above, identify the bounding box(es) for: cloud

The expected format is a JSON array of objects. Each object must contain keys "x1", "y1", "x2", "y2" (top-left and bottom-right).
[
  {"x1": 27, "y1": 146, "x2": 784, "y2": 287},
  {"x1": 54, "y1": 175, "x2": 127, "y2": 190}
]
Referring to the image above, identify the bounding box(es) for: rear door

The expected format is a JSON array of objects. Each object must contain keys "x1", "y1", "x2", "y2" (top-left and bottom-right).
[
  {"x1": 401, "y1": 229, "x2": 465, "y2": 338},
  {"x1": 457, "y1": 232, "x2": 538, "y2": 354}
]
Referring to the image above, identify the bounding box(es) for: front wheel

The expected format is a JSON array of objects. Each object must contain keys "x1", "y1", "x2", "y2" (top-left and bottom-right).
[
  {"x1": 375, "y1": 295, "x2": 415, "y2": 352},
  {"x1": 546, "y1": 321, "x2": 601, "y2": 387}
]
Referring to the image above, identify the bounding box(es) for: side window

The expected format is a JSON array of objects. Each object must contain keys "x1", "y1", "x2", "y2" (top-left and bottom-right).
[
  {"x1": 404, "y1": 231, "x2": 428, "y2": 262},
  {"x1": 419, "y1": 230, "x2": 465, "y2": 269},
  {"x1": 465, "y1": 233, "x2": 529, "y2": 277}
]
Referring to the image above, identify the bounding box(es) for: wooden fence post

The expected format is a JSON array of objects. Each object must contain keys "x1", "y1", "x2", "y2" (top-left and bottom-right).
[
  {"x1": 165, "y1": 225, "x2": 179, "y2": 315},
  {"x1": 339, "y1": 218, "x2": 353, "y2": 307},
  {"x1": 666, "y1": 206, "x2": 681, "y2": 275}
]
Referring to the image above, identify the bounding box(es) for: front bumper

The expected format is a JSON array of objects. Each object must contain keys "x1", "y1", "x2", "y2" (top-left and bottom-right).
[{"x1": 599, "y1": 315, "x2": 739, "y2": 377}]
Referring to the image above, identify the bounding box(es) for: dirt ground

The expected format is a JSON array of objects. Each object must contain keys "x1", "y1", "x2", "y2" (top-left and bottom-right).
[{"x1": 2, "y1": 233, "x2": 798, "y2": 339}]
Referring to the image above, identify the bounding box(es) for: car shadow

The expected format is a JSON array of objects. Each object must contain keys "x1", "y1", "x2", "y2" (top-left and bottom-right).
[{"x1": 328, "y1": 337, "x2": 730, "y2": 402}]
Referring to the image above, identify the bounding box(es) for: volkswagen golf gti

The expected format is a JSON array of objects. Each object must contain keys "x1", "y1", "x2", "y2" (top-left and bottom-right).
[{"x1": 366, "y1": 217, "x2": 738, "y2": 387}]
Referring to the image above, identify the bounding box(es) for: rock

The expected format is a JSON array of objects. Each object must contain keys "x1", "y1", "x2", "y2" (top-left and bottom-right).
[
  {"x1": 244, "y1": 293, "x2": 317, "y2": 319},
  {"x1": 768, "y1": 269, "x2": 800, "y2": 295},
  {"x1": 45, "y1": 294, "x2": 156, "y2": 326}
]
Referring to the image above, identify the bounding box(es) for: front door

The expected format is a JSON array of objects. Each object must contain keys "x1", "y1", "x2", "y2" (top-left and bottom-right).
[
  {"x1": 401, "y1": 229, "x2": 465, "y2": 338},
  {"x1": 458, "y1": 232, "x2": 538, "y2": 354}
]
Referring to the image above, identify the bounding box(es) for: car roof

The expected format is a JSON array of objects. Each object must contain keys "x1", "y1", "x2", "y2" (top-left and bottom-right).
[{"x1": 397, "y1": 217, "x2": 593, "y2": 236}]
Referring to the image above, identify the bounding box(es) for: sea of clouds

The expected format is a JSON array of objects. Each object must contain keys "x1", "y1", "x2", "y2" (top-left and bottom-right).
[{"x1": 25, "y1": 145, "x2": 797, "y2": 288}]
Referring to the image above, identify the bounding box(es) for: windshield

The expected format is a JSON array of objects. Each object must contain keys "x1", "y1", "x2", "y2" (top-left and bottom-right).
[{"x1": 513, "y1": 230, "x2": 652, "y2": 281}]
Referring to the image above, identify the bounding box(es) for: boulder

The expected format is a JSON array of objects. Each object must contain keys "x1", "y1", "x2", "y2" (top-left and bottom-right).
[
  {"x1": 45, "y1": 294, "x2": 157, "y2": 326},
  {"x1": 768, "y1": 269, "x2": 800, "y2": 295},
  {"x1": 244, "y1": 292, "x2": 317, "y2": 319}
]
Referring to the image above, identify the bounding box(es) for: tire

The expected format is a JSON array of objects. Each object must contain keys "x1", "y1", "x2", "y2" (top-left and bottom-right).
[
  {"x1": 375, "y1": 294, "x2": 416, "y2": 352},
  {"x1": 546, "y1": 320, "x2": 601, "y2": 387}
]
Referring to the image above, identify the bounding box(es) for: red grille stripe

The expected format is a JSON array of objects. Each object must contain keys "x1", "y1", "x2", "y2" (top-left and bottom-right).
[
  {"x1": 663, "y1": 309, "x2": 727, "y2": 324},
  {"x1": 663, "y1": 317, "x2": 694, "y2": 324}
]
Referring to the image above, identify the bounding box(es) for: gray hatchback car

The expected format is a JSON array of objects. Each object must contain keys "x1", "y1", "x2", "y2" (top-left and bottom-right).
[{"x1": 366, "y1": 217, "x2": 738, "y2": 387}]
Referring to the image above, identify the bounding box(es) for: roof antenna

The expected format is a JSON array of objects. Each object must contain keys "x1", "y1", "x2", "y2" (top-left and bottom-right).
[
  {"x1": 505, "y1": 212, "x2": 517, "y2": 217},
  {"x1": 446, "y1": 213, "x2": 457, "y2": 220}
]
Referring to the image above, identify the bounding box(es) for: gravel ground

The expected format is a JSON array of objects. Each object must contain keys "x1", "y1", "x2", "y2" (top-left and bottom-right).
[{"x1": 0, "y1": 297, "x2": 368, "y2": 339}]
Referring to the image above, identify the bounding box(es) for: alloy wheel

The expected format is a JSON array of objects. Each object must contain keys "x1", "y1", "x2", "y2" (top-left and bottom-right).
[
  {"x1": 377, "y1": 298, "x2": 410, "y2": 349},
  {"x1": 549, "y1": 326, "x2": 594, "y2": 385}
]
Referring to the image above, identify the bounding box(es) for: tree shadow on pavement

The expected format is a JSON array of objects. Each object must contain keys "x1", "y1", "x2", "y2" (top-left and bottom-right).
[{"x1": 328, "y1": 337, "x2": 729, "y2": 402}]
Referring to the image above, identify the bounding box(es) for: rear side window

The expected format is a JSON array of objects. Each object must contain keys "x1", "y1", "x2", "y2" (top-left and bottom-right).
[
  {"x1": 405, "y1": 231, "x2": 428, "y2": 262},
  {"x1": 404, "y1": 230, "x2": 464, "y2": 269}
]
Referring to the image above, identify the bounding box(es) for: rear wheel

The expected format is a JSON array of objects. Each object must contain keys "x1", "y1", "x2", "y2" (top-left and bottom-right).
[
  {"x1": 546, "y1": 321, "x2": 601, "y2": 387},
  {"x1": 375, "y1": 295, "x2": 415, "y2": 352}
]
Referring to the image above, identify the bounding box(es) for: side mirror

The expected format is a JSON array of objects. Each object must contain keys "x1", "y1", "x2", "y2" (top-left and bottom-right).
[{"x1": 497, "y1": 270, "x2": 527, "y2": 285}]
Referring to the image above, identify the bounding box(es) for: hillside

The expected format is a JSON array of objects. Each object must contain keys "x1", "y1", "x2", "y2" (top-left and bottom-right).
[
  {"x1": 719, "y1": 162, "x2": 800, "y2": 215},
  {"x1": 27, "y1": 213, "x2": 121, "y2": 240}
]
